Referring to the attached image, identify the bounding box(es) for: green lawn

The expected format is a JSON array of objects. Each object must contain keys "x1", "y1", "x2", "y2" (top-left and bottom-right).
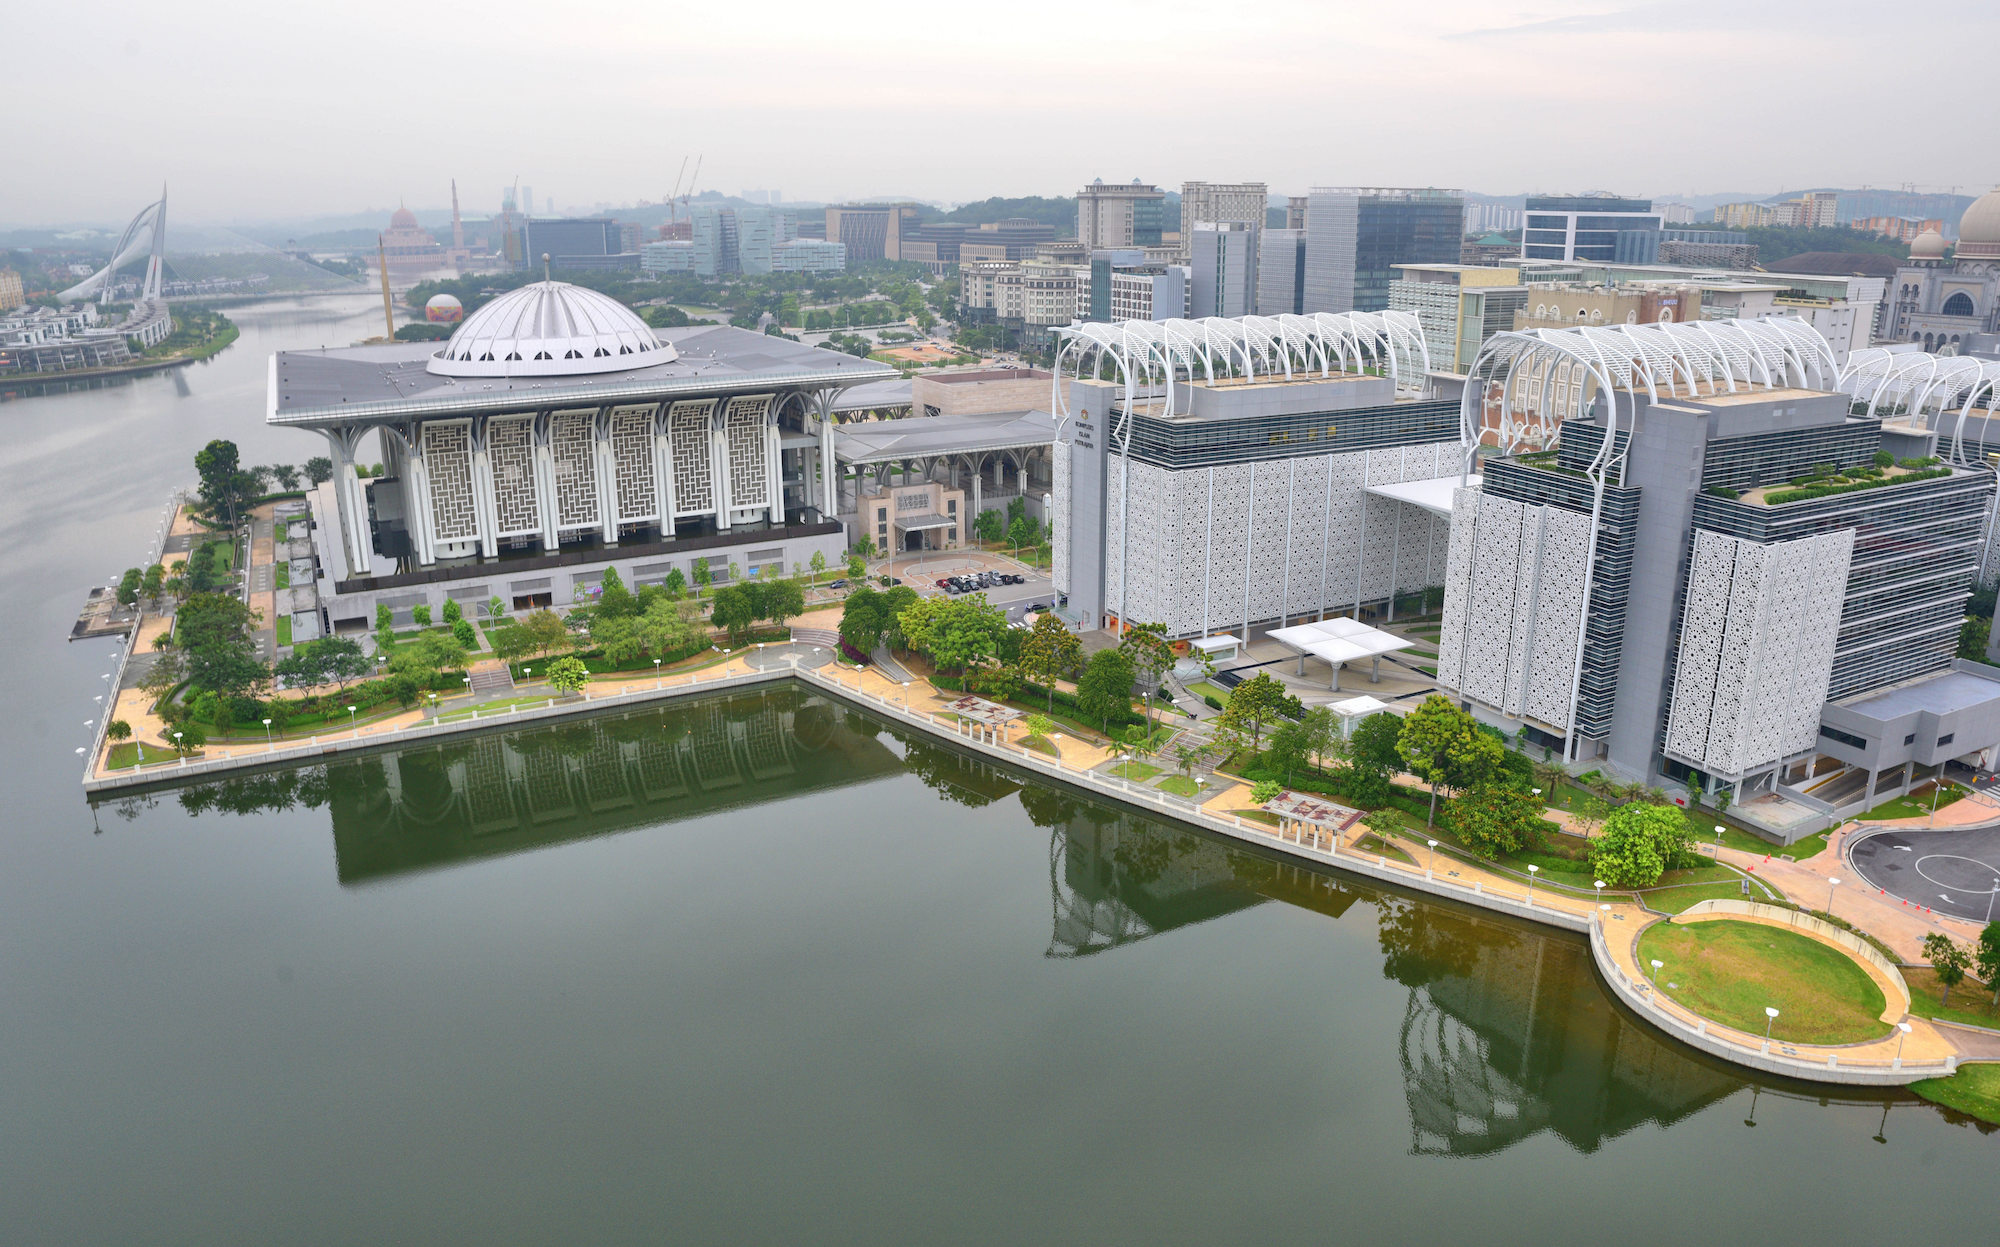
[
  {"x1": 1106, "y1": 761, "x2": 1161, "y2": 782},
  {"x1": 275, "y1": 615, "x2": 291, "y2": 647},
  {"x1": 1637, "y1": 919, "x2": 1890, "y2": 1046},
  {"x1": 434, "y1": 695, "x2": 556, "y2": 724},
  {"x1": 1904, "y1": 965, "x2": 2000, "y2": 1030},
  {"x1": 1355, "y1": 833, "x2": 1416, "y2": 865},
  {"x1": 1856, "y1": 782, "x2": 1966, "y2": 822},
  {"x1": 105, "y1": 741, "x2": 174, "y2": 769},
  {"x1": 1156, "y1": 774, "x2": 1200, "y2": 797},
  {"x1": 1188, "y1": 680, "x2": 1231, "y2": 705},
  {"x1": 1642, "y1": 879, "x2": 1783, "y2": 914},
  {"x1": 1912, "y1": 1062, "x2": 2000, "y2": 1125},
  {"x1": 274, "y1": 563, "x2": 290, "y2": 590}
]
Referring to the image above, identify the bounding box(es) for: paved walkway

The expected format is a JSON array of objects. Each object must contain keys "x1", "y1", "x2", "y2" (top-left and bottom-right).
[{"x1": 1723, "y1": 825, "x2": 1986, "y2": 959}]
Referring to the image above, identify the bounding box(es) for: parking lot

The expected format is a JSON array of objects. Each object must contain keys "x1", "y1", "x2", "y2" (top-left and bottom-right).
[{"x1": 882, "y1": 549, "x2": 1055, "y2": 622}]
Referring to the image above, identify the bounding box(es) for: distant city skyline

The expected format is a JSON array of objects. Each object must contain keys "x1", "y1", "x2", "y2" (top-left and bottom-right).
[{"x1": 5, "y1": 0, "x2": 1996, "y2": 226}]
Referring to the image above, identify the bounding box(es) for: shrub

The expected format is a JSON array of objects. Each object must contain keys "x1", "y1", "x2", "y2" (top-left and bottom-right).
[
  {"x1": 1590, "y1": 802, "x2": 1692, "y2": 887},
  {"x1": 1203, "y1": 694, "x2": 1223, "y2": 710},
  {"x1": 442, "y1": 599, "x2": 462, "y2": 624},
  {"x1": 452, "y1": 617, "x2": 478, "y2": 649},
  {"x1": 1249, "y1": 779, "x2": 1282, "y2": 804}
]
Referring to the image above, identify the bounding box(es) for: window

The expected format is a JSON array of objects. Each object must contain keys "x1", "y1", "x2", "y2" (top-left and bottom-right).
[
  {"x1": 1819, "y1": 724, "x2": 1869, "y2": 750},
  {"x1": 1938, "y1": 733, "x2": 1955, "y2": 748},
  {"x1": 1905, "y1": 734, "x2": 1916, "y2": 745}
]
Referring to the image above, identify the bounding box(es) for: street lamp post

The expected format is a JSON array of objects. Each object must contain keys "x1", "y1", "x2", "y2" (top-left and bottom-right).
[
  {"x1": 1987, "y1": 883, "x2": 2000, "y2": 924},
  {"x1": 346, "y1": 705, "x2": 357, "y2": 731},
  {"x1": 1594, "y1": 879, "x2": 1606, "y2": 908},
  {"x1": 1526, "y1": 863, "x2": 1539, "y2": 906},
  {"x1": 262, "y1": 718, "x2": 273, "y2": 746},
  {"x1": 1648, "y1": 958, "x2": 1663, "y2": 987},
  {"x1": 1427, "y1": 839, "x2": 1438, "y2": 874},
  {"x1": 1895, "y1": 1020, "x2": 1913, "y2": 1063},
  {"x1": 1714, "y1": 824, "x2": 1726, "y2": 852},
  {"x1": 1764, "y1": 1006, "x2": 1780, "y2": 1048},
  {"x1": 1827, "y1": 876, "x2": 1840, "y2": 917}
]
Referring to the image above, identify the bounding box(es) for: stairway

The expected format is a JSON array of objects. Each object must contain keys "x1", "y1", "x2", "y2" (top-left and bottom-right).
[
  {"x1": 791, "y1": 627, "x2": 841, "y2": 649},
  {"x1": 467, "y1": 662, "x2": 515, "y2": 694}
]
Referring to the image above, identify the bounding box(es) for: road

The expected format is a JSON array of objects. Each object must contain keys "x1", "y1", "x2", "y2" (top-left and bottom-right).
[{"x1": 1848, "y1": 824, "x2": 2000, "y2": 923}]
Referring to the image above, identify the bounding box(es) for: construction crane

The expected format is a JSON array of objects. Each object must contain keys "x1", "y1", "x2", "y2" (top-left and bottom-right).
[
  {"x1": 667, "y1": 157, "x2": 689, "y2": 223},
  {"x1": 678, "y1": 154, "x2": 702, "y2": 220}
]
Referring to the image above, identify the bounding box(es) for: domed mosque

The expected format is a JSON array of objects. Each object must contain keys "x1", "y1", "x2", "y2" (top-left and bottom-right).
[
  {"x1": 1885, "y1": 187, "x2": 2000, "y2": 355},
  {"x1": 266, "y1": 277, "x2": 900, "y2": 635}
]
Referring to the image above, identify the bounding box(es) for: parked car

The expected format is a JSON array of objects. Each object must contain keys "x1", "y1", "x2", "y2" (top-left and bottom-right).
[{"x1": 828, "y1": 579, "x2": 848, "y2": 590}]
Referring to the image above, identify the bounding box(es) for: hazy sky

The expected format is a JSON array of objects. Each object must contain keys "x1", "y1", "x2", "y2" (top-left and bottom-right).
[{"x1": 9, "y1": 0, "x2": 1996, "y2": 226}]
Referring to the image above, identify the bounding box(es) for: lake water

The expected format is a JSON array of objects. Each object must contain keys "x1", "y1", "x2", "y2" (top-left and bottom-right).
[{"x1": 4, "y1": 296, "x2": 1996, "y2": 1243}]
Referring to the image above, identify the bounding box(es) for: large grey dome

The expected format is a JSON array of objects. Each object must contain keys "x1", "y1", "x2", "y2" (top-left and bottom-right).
[{"x1": 427, "y1": 281, "x2": 675, "y2": 377}]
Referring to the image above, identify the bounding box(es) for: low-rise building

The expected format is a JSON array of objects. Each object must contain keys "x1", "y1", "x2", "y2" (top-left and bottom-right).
[{"x1": 1388, "y1": 263, "x2": 1528, "y2": 374}]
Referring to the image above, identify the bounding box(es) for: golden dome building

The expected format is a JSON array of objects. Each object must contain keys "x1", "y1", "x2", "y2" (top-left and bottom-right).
[{"x1": 1885, "y1": 188, "x2": 2000, "y2": 354}]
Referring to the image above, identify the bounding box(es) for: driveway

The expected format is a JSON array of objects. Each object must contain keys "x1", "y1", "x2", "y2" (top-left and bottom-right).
[{"x1": 1849, "y1": 824, "x2": 2000, "y2": 923}]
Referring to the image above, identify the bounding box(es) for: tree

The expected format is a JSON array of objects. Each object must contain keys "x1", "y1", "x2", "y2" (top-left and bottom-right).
[
  {"x1": 452, "y1": 617, "x2": 478, "y2": 650},
  {"x1": 764, "y1": 579, "x2": 807, "y2": 630},
  {"x1": 1008, "y1": 513, "x2": 1037, "y2": 554},
  {"x1": 488, "y1": 623, "x2": 535, "y2": 664},
  {"x1": 900, "y1": 595, "x2": 1007, "y2": 674},
  {"x1": 140, "y1": 647, "x2": 185, "y2": 700},
  {"x1": 1266, "y1": 719, "x2": 1312, "y2": 783},
  {"x1": 1076, "y1": 648, "x2": 1136, "y2": 734},
  {"x1": 598, "y1": 566, "x2": 636, "y2": 618},
  {"x1": 1249, "y1": 779, "x2": 1282, "y2": 805},
  {"x1": 1017, "y1": 612, "x2": 1081, "y2": 710},
  {"x1": 269, "y1": 463, "x2": 301, "y2": 491},
  {"x1": 117, "y1": 567, "x2": 142, "y2": 607},
  {"x1": 1926, "y1": 932, "x2": 1971, "y2": 1008},
  {"x1": 1568, "y1": 791, "x2": 1612, "y2": 839},
  {"x1": 973, "y1": 509, "x2": 1005, "y2": 544},
  {"x1": 194, "y1": 439, "x2": 257, "y2": 529},
  {"x1": 522, "y1": 609, "x2": 570, "y2": 659},
  {"x1": 547, "y1": 655, "x2": 590, "y2": 697},
  {"x1": 1444, "y1": 782, "x2": 1546, "y2": 860},
  {"x1": 1174, "y1": 740, "x2": 1201, "y2": 781},
  {"x1": 1117, "y1": 622, "x2": 1176, "y2": 732},
  {"x1": 710, "y1": 584, "x2": 756, "y2": 643},
  {"x1": 303, "y1": 456, "x2": 334, "y2": 487},
  {"x1": 809, "y1": 550, "x2": 827, "y2": 580},
  {"x1": 275, "y1": 636, "x2": 370, "y2": 692},
  {"x1": 1589, "y1": 802, "x2": 1691, "y2": 887},
  {"x1": 389, "y1": 630, "x2": 468, "y2": 688},
  {"x1": 1024, "y1": 712, "x2": 1055, "y2": 742},
  {"x1": 375, "y1": 603, "x2": 393, "y2": 632},
  {"x1": 482, "y1": 595, "x2": 508, "y2": 626},
  {"x1": 106, "y1": 719, "x2": 131, "y2": 743},
  {"x1": 839, "y1": 585, "x2": 887, "y2": 654},
  {"x1": 176, "y1": 592, "x2": 267, "y2": 701},
  {"x1": 442, "y1": 598, "x2": 462, "y2": 624},
  {"x1": 172, "y1": 721, "x2": 206, "y2": 755},
  {"x1": 1396, "y1": 695, "x2": 1502, "y2": 826},
  {"x1": 638, "y1": 597, "x2": 702, "y2": 658},
  {"x1": 141, "y1": 563, "x2": 164, "y2": 603},
  {"x1": 1220, "y1": 673, "x2": 1300, "y2": 753},
  {"x1": 692, "y1": 558, "x2": 712, "y2": 595},
  {"x1": 591, "y1": 613, "x2": 646, "y2": 665},
  {"x1": 1978, "y1": 922, "x2": 2000, "y2": 1007},
  {"x1": 846, "y1": 553, "x2": 866, "y2": 580}
]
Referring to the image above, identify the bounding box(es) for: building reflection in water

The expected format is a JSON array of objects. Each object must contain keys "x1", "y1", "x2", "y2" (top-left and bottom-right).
[{"x1": 103, "y1": 687, "x2": 1776, "y2": 1155}]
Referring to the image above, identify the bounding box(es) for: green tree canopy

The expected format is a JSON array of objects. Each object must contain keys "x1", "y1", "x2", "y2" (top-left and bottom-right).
[
  {"x1": 1396, "y1": 696, "x2": 1502, "y2": 826},
  {"x1": 1076, "y1": 648, "x2": 1136, "y2": 733},
  {"x1": 1220, "y1": 672, "x2": 1300, "y2": 752},
  {"x1": 839, "y1": 585, "x2": 887, "y2": 654},
  {"x1": 1117, "y1": 622, "x2": 1177, "y2": 731},
  {"x1": 274, "y1": 636, "x2": 371, "y2": 692},
  {"x1": 710, "y1": 584, "x2": 757, "y2": 642},
  {"x1": 546, "y1": 655, "x2": 590, "y2": 696},
  {"x1": 1444, "y1": 782, "x2": 1547, "y2": 859},
  {"x1": 388, "y1": 631, "x2": 468, "y2": 688},
  {"x1": 1017, "y1": 612, "x2": 1081, "y2": 710},
  {"x1": 176, "y1": 592, "x2": 267, "y2": 700},
  {"x1": 598, "y1": 566, "x2": 636, "y2": 618},
  {"x1": 1589, "y1": 802, "x2": 1690, "y2": 887}
]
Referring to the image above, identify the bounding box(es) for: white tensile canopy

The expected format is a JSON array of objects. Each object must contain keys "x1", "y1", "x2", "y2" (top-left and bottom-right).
[{"x1": 1267, "y1": 618, "x2": 1413, "y2": 688}]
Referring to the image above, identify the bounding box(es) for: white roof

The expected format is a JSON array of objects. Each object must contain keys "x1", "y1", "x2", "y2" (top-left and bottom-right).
[
  {"x1": 1267, "y1": 617, "x2": 1413, "y2": 666},
  {"x1": 1331, "y1": 695, "x2": 1392, "y2": 718},
  {"x1": 1190, "y1": 635, "x2": 1243, "y2": 653},
  {"x1": 1364, "y1": 474, "x2": 1480, "y2": 518},
  {"x1": 427, "y1": 281, "x2": 677, "y2": 377}
]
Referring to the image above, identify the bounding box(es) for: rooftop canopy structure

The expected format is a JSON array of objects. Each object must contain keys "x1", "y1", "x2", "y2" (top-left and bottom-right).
[
  {"x1": 1463, "y1": 317, "x2": 1842, "y2": 464},
  {"x1": 1267, "y1": 617, "x2": 1414, "y2": 688},
  {"x1": 60, "y1": 187, "x2": 168, "y2": 305},
  {"x1": 1840, "y1": 347, "x2": 2000, "y2": 463},
  {"x1": 1053, "y1": 310, "x2": 1433, "y2": 423}
]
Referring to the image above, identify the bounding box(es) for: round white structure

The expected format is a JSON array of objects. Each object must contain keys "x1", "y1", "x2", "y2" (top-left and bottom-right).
[
  {"x1": 1955, "y1": 187, "x2": 2000, "y2": 260},
  {"x1": 424, "y1": 292, "x2": 464, "y2": 323},
  {"x1": 1909, "y1": 228, "x2": 1949, "y2": 260},
  {"x1": 427, "y1": 281, "x2": 676, "y2": 377}
]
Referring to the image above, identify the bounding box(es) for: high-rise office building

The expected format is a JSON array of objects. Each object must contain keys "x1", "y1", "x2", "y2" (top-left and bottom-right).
[
  {"x1": 1180, "y1": 181, "x2": 1268, "y2": 233},
  {"x1": 1077, "y1": 179, "x2": 1167, "y2": 250},
  {"x1": 693, "y1": 208, "x2": 740, "y2": 277},
  {"x1": 1188, "y1": 222, "x2": 1259, "y2": 318},
  {"x1": 825, "y1": 204, "x2": 922, "y2": 262},
  {"x1": 1437, "y1": 316, "x2": 2000, "y2": 832},
  {"x1": 1303, "y1": 188, "x2": 1464, "y2": 313},
  {"x1": 1257, "y1": 229, "x2": 1307, "y2": 316},
  {"x1": 1521, "y1": 194, "x2": 1663, "y2": 263},
  {"x1": 1387, "y1": 264, "x2": 1527, "y2": 374}
]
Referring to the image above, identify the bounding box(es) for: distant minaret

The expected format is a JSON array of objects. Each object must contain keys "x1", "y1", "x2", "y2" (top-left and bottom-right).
[
  {"x1": 450, "y1": 179, "x2": 464, "y2": 251},
  {"x1": 378, "y1": 234, "x2": 394, "y2": 340}
]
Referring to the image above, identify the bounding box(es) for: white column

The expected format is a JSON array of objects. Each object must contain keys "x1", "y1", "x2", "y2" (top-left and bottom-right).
[
  {"x1": 470, "y1": 429, "x2": 499, "y2": 560},
  {"x1": 766, "y1": 419, "x2": 784, "y2": 526},
  {"x1": 818, "y1": 394, "x2": 838, "y2": 516},
  {"x1": 406, "y1": 436, "x2": 438, "y2": 566},
  {"x1": 654, "y1": 416, "x2": 677, "y2": 535},
  {"x1": 594, "y1": 412, "x2": 619, "y2": 545},
  {"x1": 533, "y1": 415, "x2": 561, "y2": 551},
  {"x1": 711, "y1": 416, "x2": 733, "y2": 531},
  {"x1": 326, "y1": 427, "x2": 373, "y2": 576}
]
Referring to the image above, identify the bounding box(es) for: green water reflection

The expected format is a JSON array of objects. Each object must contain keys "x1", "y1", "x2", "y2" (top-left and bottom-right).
[{"x1": 105, "y1": 685, "x2": 1777, "y2": 1160}]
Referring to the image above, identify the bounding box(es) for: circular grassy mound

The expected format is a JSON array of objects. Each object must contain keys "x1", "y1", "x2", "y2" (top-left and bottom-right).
[{"x1": 1635, "y1": 918, "x2": 1891, "y2": 1046}]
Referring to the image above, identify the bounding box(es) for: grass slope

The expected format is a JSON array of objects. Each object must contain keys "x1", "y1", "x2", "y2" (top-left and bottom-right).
[{"x1": 1637, "y1": 918, "x2": 1890, "y2": 1046}]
